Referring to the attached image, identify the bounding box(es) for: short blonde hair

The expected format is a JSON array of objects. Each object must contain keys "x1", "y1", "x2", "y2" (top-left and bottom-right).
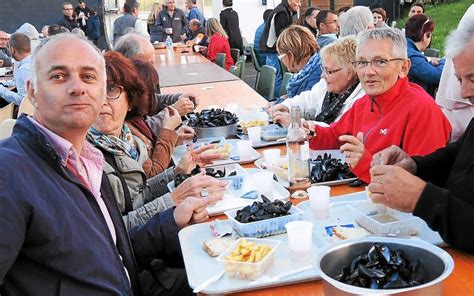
[
  {"x1": 276, "y1": 25, "x2": 319, "y2": 65},
  {"x1": 320, "y1": 36, "x2": 357, "y2": 73},
  {"x1": 206, "y1": 18, "x2": 228, "y2": 39}
]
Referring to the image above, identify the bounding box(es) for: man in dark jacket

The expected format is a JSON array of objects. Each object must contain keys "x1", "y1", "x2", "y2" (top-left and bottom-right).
[
  {"x1": 74, "y1": 0, "x2": 93, "y2": 34},
  {"x1": 152, "y1": 0, "x2": 187, "y2": 42},
  {"x1": 368, "y1": 20, "x2": 474, "y2": 253},
  {"x1": 0, "y1": 33, "x2": 216, "y2": 295},
  {"x1": 220, "y1": 0, "x2": 243, "y2": 53},
  {"x1": 58, "y1": 2, "x2": 79, "y2": 31},
  {"x1": 113, "y1": 0, "x2": 149, "y2": 44},
  {"x1": 259, "y1": 0, "x2": 301, "y2": 99}
]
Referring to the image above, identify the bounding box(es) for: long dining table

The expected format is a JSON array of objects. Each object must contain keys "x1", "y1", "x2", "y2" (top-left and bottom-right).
[
  {"x1": 153, "y1": 48, "x2": 474, "y2": 295},
  {"x1": 155, "y1": 47, "x2": 239, "y2": 88}
]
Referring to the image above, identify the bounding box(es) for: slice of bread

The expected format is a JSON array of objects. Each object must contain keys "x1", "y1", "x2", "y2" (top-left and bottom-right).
[
  {"x1": 202, "y1": 144, "x2": 232, "y2": 160},
  {"x1": 333, "y1": 226, "x2": 369, "y2": 240},
  {"x1": 203, "y1": 237, "x2": 236, "y2": 257}
]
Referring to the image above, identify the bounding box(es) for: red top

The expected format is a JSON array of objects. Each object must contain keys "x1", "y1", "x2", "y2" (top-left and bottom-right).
[
  {"x1": 310, "y1": 77, "x2": 452, "y2": 183},
  {"x1": 207, "y1": 33, "x2": 234, "y2": 70}
]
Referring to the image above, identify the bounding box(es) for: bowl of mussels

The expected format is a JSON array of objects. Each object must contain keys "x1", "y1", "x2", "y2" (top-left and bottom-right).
[
  {"x1": 224, "y1": 196, "x2": 303, "y2": 238},
  {"x1": 185, "y1": 109, "x2": 239, "y2": 138},
  {"x1": 316, "y1": 237, "x2": 454, "y2": 295}
]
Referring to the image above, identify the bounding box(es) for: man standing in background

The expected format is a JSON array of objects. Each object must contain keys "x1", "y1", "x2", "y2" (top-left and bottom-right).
[
  {"x1": 58, "y1": 2, "x2": 80, "y2": 31},
  {"x1": 260, "y1": 0, "x2": 301, "y2": 100},
  {"x1": 153, "y1": 0, "x2": 187, "y2": 42},
  {"x1": 75, "y1": 0, "x2": 93, "y2": 35},
  {"x1": 113, "y1": 0, "x2": 149, "y2": 44},
  {"x1": 185, "y1": 0, "x2": 205, "y2": 26}
]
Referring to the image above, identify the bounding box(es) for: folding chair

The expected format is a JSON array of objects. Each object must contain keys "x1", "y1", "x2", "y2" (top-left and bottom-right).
[{"x1": 255, "y1": 65, "x2": 276, "y2": 101}]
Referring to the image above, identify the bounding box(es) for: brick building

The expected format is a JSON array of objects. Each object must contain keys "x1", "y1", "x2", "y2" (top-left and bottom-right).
[{"x1": 300, "y1": 0, "x2": 354, "y2": 11}]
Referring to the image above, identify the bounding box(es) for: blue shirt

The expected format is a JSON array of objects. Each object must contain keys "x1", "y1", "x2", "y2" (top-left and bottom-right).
[
  {"x1": 187, "y1": 6, "x2": 205, "y2": 25},
  {"x1": 0, "y1": 55, "x2": 31, "y2": 106},
  {"x1": 406, "y1": 37, "x2": 445, "y2": 95},
  {"x1": 253, "y1": 22, "x2": 267, "y2": 67}
]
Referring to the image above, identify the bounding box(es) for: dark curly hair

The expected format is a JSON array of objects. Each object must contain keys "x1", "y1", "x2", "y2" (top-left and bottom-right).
[
  {"x1": 131, "y1": 58, "x2": 160, "y2": 116},
  {"x1": 405, "y1": 14, "x2": 435, "y2": 43},
  {"x1": 103, "y1": 51, "x2": 148, "y2": 120}
]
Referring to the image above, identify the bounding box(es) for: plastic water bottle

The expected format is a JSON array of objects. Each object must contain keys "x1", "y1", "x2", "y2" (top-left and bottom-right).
[{"x1": 165, "y1": 36, "x2": 174, "y2": 58}]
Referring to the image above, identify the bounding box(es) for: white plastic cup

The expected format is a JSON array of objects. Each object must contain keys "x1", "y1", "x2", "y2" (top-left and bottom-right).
[
  {"x1": 237, "y1": 140, "x2": 252, "y2": 159},
  {"x1": 308, "y1": 186, "x2": 331, "y2": 219},
  {"x1": 285, "y1": 220, "x2": 313, "y2": 261},
  {"x1": 0, "y1": 68, "x2": 6, "y2": 76},
  {"x1": 263, "y1": 149, "x2": 281, "y2": 169},
  {"x1": 247, "y1": 126, "x2": 262, "y2": 143},
  {"x1": 253, "y1": 171, "x2": 274, "y2": 199}
]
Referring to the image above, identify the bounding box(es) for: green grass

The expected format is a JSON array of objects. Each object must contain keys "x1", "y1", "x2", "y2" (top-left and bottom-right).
[{"x1": 397, "y1": 0, "x2": 472, "y2": 56}]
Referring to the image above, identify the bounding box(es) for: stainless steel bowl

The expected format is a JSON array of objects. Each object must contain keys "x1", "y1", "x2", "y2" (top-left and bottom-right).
[
  {"x1": 316, "y1": 237, "x2": 454, "y2": 295},
  {"x1": 193, "y1": 124, "x2": 237, "y2": 139}
]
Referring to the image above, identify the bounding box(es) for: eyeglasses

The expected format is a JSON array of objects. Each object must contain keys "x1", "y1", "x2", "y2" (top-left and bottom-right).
[
  {"x1": 278, "y1": 53, "x2": 286, "y2": 60},
  {"x1": 63, "y1": 8, "x2": 73, "y2": 10},
  {"x1": 352, "y1": 58, "x2": 405, "y2": 69},
  {"x1": 106, "y1": 84, "x2": 123, "y2": 100},
  {"x1": 321, "y1": 66, "x2": 343, "y2": 76}
]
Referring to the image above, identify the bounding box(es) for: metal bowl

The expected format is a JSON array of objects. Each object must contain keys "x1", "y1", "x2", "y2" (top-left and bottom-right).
[
  {"x1": 193, "y1": 124, "x2": 237, "y2": 139},
  {"x1": 316, "y1": 237, "x2": 454, "y2": 295}
]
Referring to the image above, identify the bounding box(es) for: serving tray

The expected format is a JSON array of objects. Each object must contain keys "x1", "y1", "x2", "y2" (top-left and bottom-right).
[
  {"x1": 178, "y1": 191, "x2": 445, "y2": 294},
  {"x1": 296, "y1": 191, "x2": 445, "y2": 247}
]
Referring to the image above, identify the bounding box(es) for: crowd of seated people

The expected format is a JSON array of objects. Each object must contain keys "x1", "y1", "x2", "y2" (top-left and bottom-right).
[{"x1": 2, "y1": 3, "x2": 474, "y2": 296}]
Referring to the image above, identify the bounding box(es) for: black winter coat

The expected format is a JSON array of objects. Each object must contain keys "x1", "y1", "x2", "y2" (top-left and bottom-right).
[
  {"x1": 413, "y1": 118, "x2": 474, "y2": 253},
  {"x1": 220, "y1": 7, "x2": 243, "y2": 53}
]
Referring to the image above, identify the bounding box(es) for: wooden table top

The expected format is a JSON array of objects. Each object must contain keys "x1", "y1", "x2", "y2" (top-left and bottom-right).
[
  {"x1": 200, "y1": 144, "x2": 474, "y2": 295},
  {"x1": 161, "y1": 80, "x2": 267, "y2": 111}
]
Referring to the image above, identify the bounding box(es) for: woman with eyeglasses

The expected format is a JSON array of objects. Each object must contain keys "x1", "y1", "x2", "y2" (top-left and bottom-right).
[
  {"x1": 270, "y1": 36, "x2": 365, "y2": 127},
  {"x1": 266, "y1": 25, "x2": 321, "y2": 108},
  {"x1": 405, "y1": 14, "x2": 445, "y2": 97},
  {"x1": 88, "y1": 52, "x2": 226, "y2": 230}
]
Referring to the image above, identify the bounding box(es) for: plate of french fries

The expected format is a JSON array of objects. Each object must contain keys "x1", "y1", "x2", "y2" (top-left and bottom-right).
[{"x1": 217, "y1": 238, "x2": 281, "y2": 280}]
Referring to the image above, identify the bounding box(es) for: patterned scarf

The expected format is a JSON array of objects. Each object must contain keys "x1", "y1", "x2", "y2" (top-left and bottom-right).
[
  {"x1": 315, "y1": 81, "x2": 359, "y2": 124},
  {"x1": 286, "y1": 53, "x2": 322, "y2": 98},
  {"x1": 87, "y1": 123, "x2": 139, "y2": 161}
]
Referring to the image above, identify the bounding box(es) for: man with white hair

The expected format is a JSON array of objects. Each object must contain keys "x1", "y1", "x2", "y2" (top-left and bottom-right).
[
  {"x1": 0, "y1": 33, "x2": 217, "y2": 294},
  {"x1": 339, "y1": 6, "x2": 375, "y2": 37},
  {"x1": 309, "y1": 27, "x2": 451, "y2": 183},
  {"x1": 153, "y1": 0, "x2": 187, "y2": 42},
  {"x1": 368, "y1": 17, "x2": 474, "y2": 252},
  {"x1": 114, "y1": 32, "x2": 197, "y2": 141},
  {"x1": 436, "y1": 5, "x2": 474, "y2": 142}
]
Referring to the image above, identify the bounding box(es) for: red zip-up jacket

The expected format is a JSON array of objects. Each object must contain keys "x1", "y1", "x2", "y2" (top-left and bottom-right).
[
  {"x1": 310, "y1": 77, "x2": 452, "y2": 183},
  {"x1": 207, "y1": 33, "x2": 234, "y2": 70}
]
